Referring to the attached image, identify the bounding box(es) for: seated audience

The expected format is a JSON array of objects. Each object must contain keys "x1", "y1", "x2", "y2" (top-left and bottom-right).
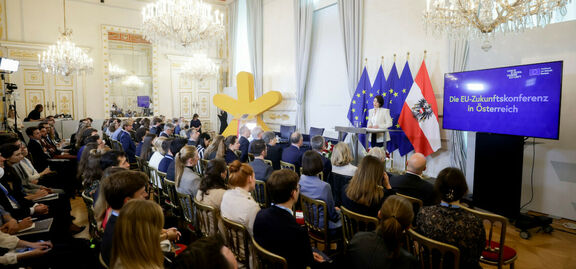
[
  {"x1": 76, "y1": 128, "x2": 98, "y2": 160},
  {"x1": 100, "y1": 150, "x2": 130, "y2": 171},
  {"x1": 93, "y1": 167, "x2": 130, "y2": 230},
  {"x1": 186, "y1": 128, "x2": 199, "y2": 146},
  {"x1": 139, "y1": 133, "x2": 157, "y2": 162},
  {"x1": 224, "y1": 135, "x2": 240, "y2": 164},
  {"x1": 149, "y1": 117, "x2": 163, "y2": 136},
  {"x1": 248, "y1": 140, "x2": 273, "y2": 182},
  {"x1": 110, "y1": 119, "x2": 122, "y2": 141},
  {"x1": 253, "y1": 169, "x2": 324, "y2": 269},
  {"x1": 196, "y1": 133, "x2": 211, "y2": 160},
  {"x1": 195, "y1": 159, "x2": 228, "y2": 209},
  {"x1": 248, "y1": 126, "x2": 263, "y2": 152},
  {"x1": 344, "y1": 195, "x2": 418, "y2": 269},
  {"x1": 157, "y1": 138, "x2": 174, "y2": 173},
  {"x1": 25, "y1": 127, "x2": 50, "y2": 171},
  {"x1": 238, "y1": 126, "x2": 251, "y2": 162},
  {"x1": 174, "y1": 146, "x2": 201, "y2": 196},
  {"x1": 110, "y1": 200, "x2": 165, "y2": 269},
  {"x1": 165, "y1": 138, "x2": 188, "y2": 180},
  {"x1": 118, "y1": 119, "x2": 136, "y2": 163},
  {"x1": 342, "y1": 155, "x2": 395, "y2": 217},
  {"x1": 415, "y1": 167, "x2": 485, "y2": 269},
  {"x1": 390, "y1": 153, "x2": 435, "y2": 206},
  {"x1": 262, "y1": 131, "x2": 282, "y2": 170},
  {"x1": 159, "y1": 122, "x2": 175, "y2": 138},
  {"x1": 134, "y1": 126, "x2": 148, "y2": 157},
  {"x1": 204, "y1": 135, "x2": 225, "y2": 160},
  {"x1": 172, "y1": 235, "x2": 237, "y2": 269},
  {"x1": 0, "y1": 230, "x2": 53, "y2": 267},
  {"x1": 281, "y1": 132, "x2": 304, "y2": 172},
  {"x1": 220, "y1": 161, "x2": 260, "y2": 235},
  {"x1": 310, "y1": 135, "x2": 332, "y2": 180},
  {"x1": 299, "y1": 151, "x2": 341, "y2": 230},
  {"x1": 331, "y1": 142, "x2": 357, "y2": 177},
  {"x1": 16, "y1": 142, "x2": 64, "y2": 196},
  {"x1": 149, "y1": 137, "x2": 168, "y2": 169}
]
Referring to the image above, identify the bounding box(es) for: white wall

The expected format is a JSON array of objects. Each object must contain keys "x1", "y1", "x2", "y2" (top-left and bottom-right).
[{"x1": 467, "y1": 20, "x2": 576, "y2": 220}]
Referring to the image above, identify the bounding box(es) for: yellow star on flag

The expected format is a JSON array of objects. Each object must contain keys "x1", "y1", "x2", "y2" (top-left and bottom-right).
[
  {"x1": 389, "y1": 100, "x2": 393, "y2": 104},
  {"x1": 402, "y1": 89, "x2": 406, "y2": 93},
  {"x1": 355, "y1": 116, "x2": 358, "y2": 120},
  {"x1": 352, "y1": 100, "x2": 356, "y2": 104},
  {"x1": 394, "y1": 92, "x2": 398, "y2": 97},
  {"x1": 383, "y1": 93, "x2": 387, "y2": 97},
  {"x1": 396, "y1": 123, "x2": 400, "y2": 128},
  {"x1": 364, "y1": 109, "x2": 366, "y2": 112},
  {"x1": 356, "y1": 93, "x2": 360, "y2": 98},
  {"x1": 365, "y1": 116, "x2": 369, "y2": 120},
  {"x1": 369, "y1": 93, "x2": 373, "y2": 97},
  {"x1": 362, "y1": 90, "x2": 366, "y2": 94},
  {"x1": 389, "y1": 89, "x2": 394, "y2": 93},
  {"x1": 352, "y1": 108, "x2": 355, "y2": 112}
]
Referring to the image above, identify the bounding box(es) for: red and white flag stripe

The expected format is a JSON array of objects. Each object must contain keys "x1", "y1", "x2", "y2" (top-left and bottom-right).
[{"x1": 398, "y1": 60, "x2": 441, "y2": 156}]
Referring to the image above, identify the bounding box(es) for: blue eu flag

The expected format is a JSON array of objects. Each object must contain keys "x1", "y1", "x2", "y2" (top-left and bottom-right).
[
  {"x1": 366, "y1": 65, "x2": 386, "y2": 114},
  {"x1": 347, "y1": 67, "x2": 372, "y2": 148},
  {"x1": 387, "y1": 61, "x2": 415, "y2": 156}
]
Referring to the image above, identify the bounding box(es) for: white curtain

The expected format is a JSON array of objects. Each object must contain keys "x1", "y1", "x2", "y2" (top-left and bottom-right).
[
  {"x1": 337, "y1": 0, "x2": 363, "y2": 97},
  {"x1": 448, "y1": 39, "x2": 469, "y2": 173},
  {"x1": 228, "y1": 0, "x2": 239, "y2": 87},
  {"x1": 294, "y1": 0, "x2": 314, "y2": 132},
  {"x1": 246, "y1": 0, "x2": 263, "y2": 97}
]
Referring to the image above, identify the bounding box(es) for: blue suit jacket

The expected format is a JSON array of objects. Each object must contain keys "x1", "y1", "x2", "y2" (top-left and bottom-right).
[
  {"x1": 158, "y1": 155, "x2": 174, "y2": 173},
  {"x1": 249, "y1": 159, "x2": 273, "y2": 181},
  {"x1": 119, "y1": 130, "x2": 136, "y2": 163},
  {"x1": 239, "y1": 136, "x2": 250, "y2": 162},
  {"x1": 281, "y1": 145, "x2": 303, "y2": 171}
]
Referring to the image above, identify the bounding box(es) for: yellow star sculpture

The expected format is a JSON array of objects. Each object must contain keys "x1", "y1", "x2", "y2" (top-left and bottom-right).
[{"x1": 213, "y1": 72, "x2": 282, "y2": 136}]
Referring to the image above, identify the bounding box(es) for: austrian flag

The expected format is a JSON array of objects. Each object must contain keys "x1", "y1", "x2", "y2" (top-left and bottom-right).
[{"x1": 398, "y1": 60, "x2": 441, "y2": 156}]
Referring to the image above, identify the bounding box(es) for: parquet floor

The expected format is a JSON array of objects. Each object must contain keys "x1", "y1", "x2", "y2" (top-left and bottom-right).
[{"x1": 69, "y1": 196, "x2": 576, "y2": 268}]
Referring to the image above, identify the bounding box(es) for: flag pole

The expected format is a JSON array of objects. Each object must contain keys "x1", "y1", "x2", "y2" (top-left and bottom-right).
[
  {"x1": 407, "y1": 52, "x2": 410, "y2": 61},
  {"x1": 381, "y1": 56, "x2": 384, "y2": 65},
  {"x1": 424, "y1": 50, "x2": 427, "y2": 61},
  {"x1": 364, "y1": 58, "x2": 368, "y2": 67},
  {"x1": 393, "y1": 53, "x2": 396, "y2": 62}
]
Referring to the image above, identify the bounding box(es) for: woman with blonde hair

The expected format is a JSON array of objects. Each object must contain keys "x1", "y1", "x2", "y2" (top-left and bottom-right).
[
  {"x1": 204, "y1": 135, "x2": 225, "y2": 160},
  {"x1": 149, "y1": 136, "x2": 167, "y2": 170},
  {"x1": 220, "y1": 160, "x2": 260, "y2": 235},
  {"x1": 367, "y1": 147, "x2": 387, "y2": 163},
  {"x1": 175, "y1": 145, "x2": 201, "y2": 196},
  {"x1": 344, "y1": 195, "x2": 418, "y2": 268},
  {"x1": 110, "y1": 200, "x2": 164, "y2": 269},
  {"x1": 331, "y1": 142, "x2": 357, "y2": 177},
  {"x1": 342, "y1": 155, "x2": 395, "y2": 217}
]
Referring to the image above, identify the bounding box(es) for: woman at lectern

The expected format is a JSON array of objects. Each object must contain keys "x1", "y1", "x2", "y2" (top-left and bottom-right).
[{"x1": 367, "y1": 95, "x2": 392, "y2": 148}]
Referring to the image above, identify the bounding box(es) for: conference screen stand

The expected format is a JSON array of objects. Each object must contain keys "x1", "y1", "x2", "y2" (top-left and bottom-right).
[{"x1": 473, "y1": 132, "x2": 525, "y2": 219}]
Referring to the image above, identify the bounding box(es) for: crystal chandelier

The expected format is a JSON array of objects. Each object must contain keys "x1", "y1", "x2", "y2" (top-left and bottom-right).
[
  {"x1": 423, "y1": 0, "x2": 571, "y2": 51},
  {"x1": 180, "y1": 53, "x2": 218, "y2": 81},
  {"x1": 38, "y1": 0, "x2": 93, "y2": 76},
  {"x1": 109, "y1": 63, "x2": 126, "y2": 80},
  {"x1": 141, "y1": 0, "x2": 225, "y2": 48},
  {"x1": 122, "y1": 75, "x2": 145, "y2": 90}
]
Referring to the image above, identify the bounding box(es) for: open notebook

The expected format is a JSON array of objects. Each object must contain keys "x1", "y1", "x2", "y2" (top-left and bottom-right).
[{"x1": 15, "y1": 218, "x2": 53, "y2": 236}]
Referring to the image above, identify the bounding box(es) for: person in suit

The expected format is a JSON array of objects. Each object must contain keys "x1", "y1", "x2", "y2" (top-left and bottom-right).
[
  {"x1": 238, "y1": 126, "x2": 251, "y2": 162},
  {"x1": 281, "y1": 132, "x2": 304, "y2": 172},
  {"x1": 263, "y1": 131, "x2": 282, "y2": 170},
  {"x1": 367, "y1": 95, "x2": 393, "y2": 148},
  {"x1": 389, "y1": 153, "x2": 435, "y2": 206},
  {"x1": 119, "y1": 119, "x2": 137, "y2": 163},
  {"x1": 253, "y1": 169, "x2": 324, "y2": 269},
  {"x1": 149, "y1": 117, "x2": 163, "y2": 136},
  {"x1": 248, "y1": 140, "x2": 273, "y2": 181},
  {"x1": 25, "y1": 127, "x2": 50, "y2": 171},
  {"x1": 248, "y1": 126, "x2": 264, "y2": 153},
  {"x1": 161, "y1": 138, "x2": 187, "y2": 177},
  {"x1": 310, "y1": 135, "x2": 332, "y2": 180},
  {"x1": 159, "y1": 122, "x2": 175, "y2": 138}
]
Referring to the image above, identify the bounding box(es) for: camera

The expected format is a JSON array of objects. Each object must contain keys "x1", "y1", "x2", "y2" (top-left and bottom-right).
[{"x1": 5, "y1": 83, "x2": 17, "y2": 94}]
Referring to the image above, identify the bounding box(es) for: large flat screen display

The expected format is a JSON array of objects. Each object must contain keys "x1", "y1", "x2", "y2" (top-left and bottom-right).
[{"x1": 443, "y1": 61, "x2": 562, "y2": 139}]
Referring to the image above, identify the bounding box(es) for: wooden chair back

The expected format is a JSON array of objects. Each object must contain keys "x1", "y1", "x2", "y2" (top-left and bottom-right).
[
  {"x1": 406, "y1": 228, "x2": 460, "y2": 269},
  {"x1": 396, "y1": 193, "x2": 424, "y2": 214},
  {"x1": 252, "y1": 180, "x2": 268, "y2": 208},
  {"x1": 461, "y1": 206, "x2": 517, "y2": 268},
  {"x1": 340, "y1": 206, "x2": 378, "y2": 249},
  {"x1": 81, "y1": 191, "x2": 102, "y2": 239},
  {"x1": 163, "y1": 178, "x2": 179, "y2": 210},
  {"x1": 263, "y1": 159, "x2": 273, "y2": 167},
  {"x1": 299, "y1": 167, "x2": 324, "y2": 181},
  {"x1": 280, "y1": 161, "x2": 296, "y2": 172},
  {"x1": 193, "y1": 198, "x2": 220, "y2": 237},
  {"x1": 111, "y1": 139, "x2": 123, "y2": 152},
  {"x1": 148, "y1": 167, "x2": 163, "y2": 204},
  {"x1": 251, "y1": 237, "x2": 288, "y2": 269},
  {"x1": 222, "y1": 217, "x2": 252, "y2": 268},
  {"x1": 177, "y1": 192, "x2": 195, "y2": 225},
  {"x1": 300, "y1": 194, "x2": 338, "y2": 252}
]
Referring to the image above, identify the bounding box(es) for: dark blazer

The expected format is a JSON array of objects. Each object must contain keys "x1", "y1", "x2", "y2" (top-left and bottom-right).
[
  {"x1": 27, "y1": 139, "x2": 50, "y2": 171},
  {"x1": 249, "y1": 159, "x2": 273, "y2": 182},
  {"x1": 119, "y1": 130, "x2": 136, "y2": 163},
  {"x1": 253, "y1": 206, "x2": 314, "y2": 269},
  {"x1": 158, "y1": 155, "x2": 174, "y2": 173},
  {"x1": 318, "y1": 152, "x2": 332, "y2": 180},
  {"x1": 0, "y1": 172, "x2": 34, "y2": 219},
  {"x1": 239, "y1": 136, "x2": 250, "y2": 162},
  {"x1": 281, "y1": 145, "x2": 303, "y2": 171},
  {"x1": 225, "y1": 150, "x2": 238, "y2": 164},
  {"x1": 101, "y1": 214, "x2": 118, "y2": 266},
  {"x1": 265, "y1": 144, "x2": 283, "y2": 170},
  {"x1": 344, "y1": 231, "x2": 419, "y2": 269},
  {"x1": 166, "y1": 160, "x2": 176, "y2": 181},
  {"x1": 389, "y1": 173, "x2": 435, "y2": 206}
]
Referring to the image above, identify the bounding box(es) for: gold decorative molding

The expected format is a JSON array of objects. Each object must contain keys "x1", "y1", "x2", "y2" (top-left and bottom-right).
[{"x1": 0, "y1": 0, "x2": 6, "y2": 41}]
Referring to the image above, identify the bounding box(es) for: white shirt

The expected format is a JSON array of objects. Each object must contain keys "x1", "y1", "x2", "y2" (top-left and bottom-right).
[
  {"x1": 368, "y1": 107, "x2": 393, "y2": 142},
  {"x1": 148, "y1": 151, "x2": 164, "y2": 170},
  {"x1": 332, "y1": 163, "x2": 358, "y2": 177},
  {"x1": 220, "y1": 187, "x2": 261, "y2": 235}
]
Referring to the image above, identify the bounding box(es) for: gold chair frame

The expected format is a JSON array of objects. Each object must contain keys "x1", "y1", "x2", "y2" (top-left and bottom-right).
[
  {"x1": 193, "y1": 197, "x2": 220, "y2": 237},
  {"x1": 251, "y1": 237, "x2": 288, "y2": 269},
  {"x1": 299, "y1": 194, "x2": 340, "y2": 254},
  {"x1": 222, "y1": 217, "x2": 252, "y2": 268},
  {"x1": 406, "y1": 228, "x2": 461, "y2": 269},
  {"x1": 340, "y1": 206, "x2": 378, "y2": 249}
]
